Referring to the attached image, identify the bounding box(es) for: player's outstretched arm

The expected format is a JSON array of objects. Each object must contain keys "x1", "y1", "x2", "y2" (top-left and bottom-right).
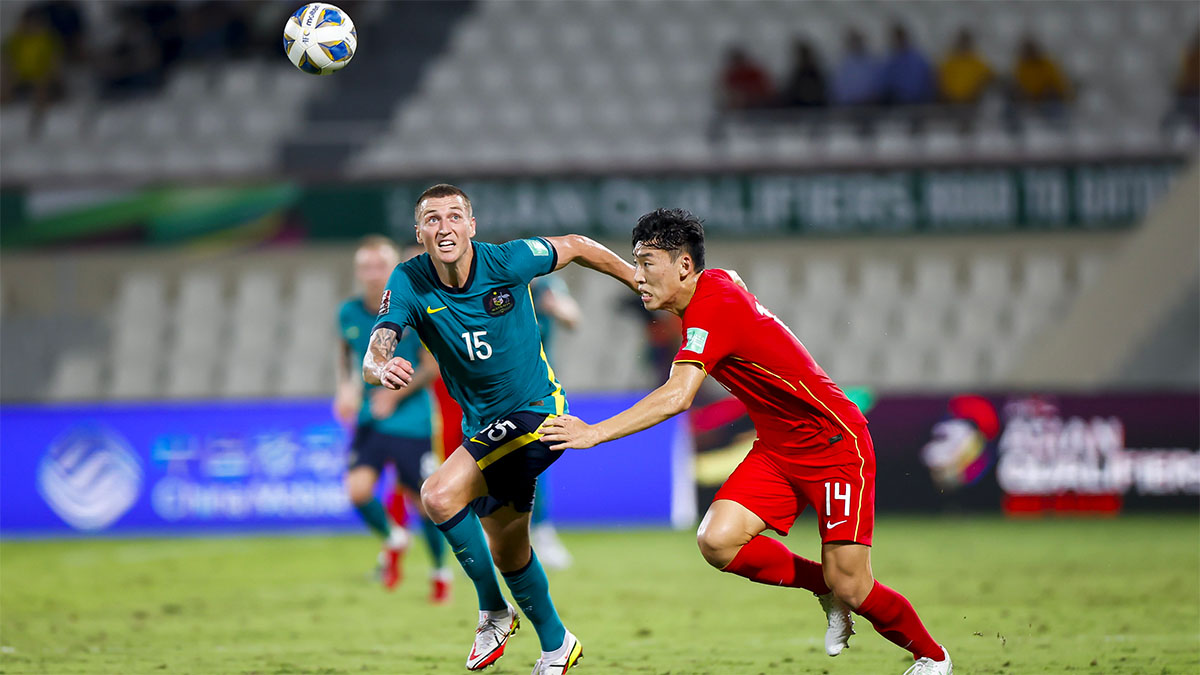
[
  {"x1": 362, "y1": 327, "x2": 415, "y2": 390},
  {"x1": 538, "y1": 362, "x2": 706, "y2": 449},
  {"x1": 543, "y1": 234, "x2": 638, "y2": 293}
]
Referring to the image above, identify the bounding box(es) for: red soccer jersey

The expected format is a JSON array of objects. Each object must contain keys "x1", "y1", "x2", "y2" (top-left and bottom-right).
[{"x1": 673, "y1": 269, "x2": 867, "y2": 453}]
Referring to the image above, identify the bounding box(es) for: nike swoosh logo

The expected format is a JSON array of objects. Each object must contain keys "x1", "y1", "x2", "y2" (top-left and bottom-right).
[
  {"x1": 426, "y1": 305, "x2": 447, "y2": 314},
  {"x1": 469, "y1": 437, "x2": 488, "y2": 445},
  {"x1": 826, "y1": 519, "x2": 848, "y2": 529}
]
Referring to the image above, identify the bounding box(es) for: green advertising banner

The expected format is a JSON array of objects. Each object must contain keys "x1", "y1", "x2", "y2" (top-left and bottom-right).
[{"x1": 0, "y1": 161, "x2": 1183, "y2": 248}]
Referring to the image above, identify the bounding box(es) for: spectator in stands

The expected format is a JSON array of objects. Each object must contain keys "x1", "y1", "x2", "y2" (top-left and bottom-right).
[
  {"x1": 716, "y1": 47, "x2": 776, "y2": 112},
  {"x1": 880, "y1": 23, "x2": 935, "y2": 106},
  {"x1": 938, "y1": 28, "x2": 994, "y2": 131},
  {"x1": 1008, "y1": 35, "x2": 1071, "y2": 128},
  {"x1": 0, "y1": 6, "x2": 66, "y2": 133},
  {"x1": 938, "y1": 29, "x2": 993, "y2": 106},
  {"x1": 831, "y1": 29, "x2": 882, "y2": 107},
  {"x1": 779, "y1": 38, "x2": 828, "y2": 109},
  {"x1": 1163, "y1": 30, "x2": 1199, "y2": 131}
]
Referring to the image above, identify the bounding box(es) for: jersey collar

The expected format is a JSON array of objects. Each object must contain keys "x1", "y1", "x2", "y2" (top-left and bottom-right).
[{"x1": 426, "y1": 242, "x2": 479, "y2": 294}]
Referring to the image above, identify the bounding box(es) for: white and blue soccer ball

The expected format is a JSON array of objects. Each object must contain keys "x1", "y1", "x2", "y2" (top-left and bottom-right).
[{"x1": 283, "y1": 3, "x2": 356, "y2": 75}]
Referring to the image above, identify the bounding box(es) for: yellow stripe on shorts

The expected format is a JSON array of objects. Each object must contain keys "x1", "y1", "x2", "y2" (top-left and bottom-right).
[{"x1": 474, "y1": 415, "x2": 554, "y2": 471}]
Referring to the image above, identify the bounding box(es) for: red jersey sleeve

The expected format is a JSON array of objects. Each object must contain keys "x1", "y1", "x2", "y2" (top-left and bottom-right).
[{"x1": 673, "y1": 273, "x2": 738, "y2": 372}]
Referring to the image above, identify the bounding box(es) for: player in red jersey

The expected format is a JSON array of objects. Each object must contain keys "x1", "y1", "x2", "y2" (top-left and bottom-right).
[{"x1": 539, "y1": 209, "x2": 952, "y2": 674}]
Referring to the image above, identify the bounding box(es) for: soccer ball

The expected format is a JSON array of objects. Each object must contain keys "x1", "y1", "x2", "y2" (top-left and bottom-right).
[{"x1": 283, "y1": 3, "x2": 357, "y2": 75}]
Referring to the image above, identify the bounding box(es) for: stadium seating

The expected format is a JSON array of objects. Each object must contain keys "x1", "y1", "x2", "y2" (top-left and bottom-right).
[
  {"x1": 0, "y1": 234, "x2": 1117, "y2": 401},
  {"x1": 1, "y1": 0, "x2": 1196, "y2": 183}
]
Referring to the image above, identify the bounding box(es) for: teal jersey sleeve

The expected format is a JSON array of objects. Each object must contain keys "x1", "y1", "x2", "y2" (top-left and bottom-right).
[
  {"x1": 373, "y1": 264, "x2": 421, "y2": 334},
  {"x1": 493, "y1": 237, "x2": 558, "y2": 287},
  {"x1": 343, "y1": 295, "x2": 431, "y2": 438},
  {"x1": 376, "y1": 246, "x2": 566, "y2": 438}
]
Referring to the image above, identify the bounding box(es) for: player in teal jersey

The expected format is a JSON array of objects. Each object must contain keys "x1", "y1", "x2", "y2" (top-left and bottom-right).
[
  {"x1": 334, "y1": 237, "x2": 450, "y2": 600},
  {"x1": 527, "y1": 276, "x2": 581, "y2": 570},
  {"x1": 364, "y1": 184, "x2": 636, "y2": 674}
]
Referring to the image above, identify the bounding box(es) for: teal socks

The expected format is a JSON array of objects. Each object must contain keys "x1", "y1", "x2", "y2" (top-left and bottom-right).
[
  {"x1": 436, "y1": 507, "x2": 507, "y2": 612},
  {"x1": 354, "y1": 498, "x2": 391, "y2": 538},
  {"x1": 421, "y1": 516, "x2": 447, "y2": 568},
  {"x1": 501, "y1": 549, "x2": 566, "y2": 652}
]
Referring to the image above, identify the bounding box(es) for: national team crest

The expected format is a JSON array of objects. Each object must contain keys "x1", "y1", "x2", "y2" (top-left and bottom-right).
[{"x1": 484, "y1": 288, "x2": 515, "y2": 317}]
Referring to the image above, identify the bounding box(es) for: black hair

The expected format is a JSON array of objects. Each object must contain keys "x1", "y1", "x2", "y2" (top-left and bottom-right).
[{"x1": 631, "y1": 208, "x2": 706, "y2": 271}]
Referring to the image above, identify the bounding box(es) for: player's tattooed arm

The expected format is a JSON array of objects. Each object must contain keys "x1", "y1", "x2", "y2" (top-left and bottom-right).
[
  {"x1": 544, "y1": 234, "x2": 639, "y2": 294},
  {"x1": 369, "y1": 347, "x2": 439, "y2": 419},
  {"x1": 362, "y1": 327, "x2": 415, "y2": 390},
  {"x1": 539, "y1": 362, "x2": 706, "y2": 449}
]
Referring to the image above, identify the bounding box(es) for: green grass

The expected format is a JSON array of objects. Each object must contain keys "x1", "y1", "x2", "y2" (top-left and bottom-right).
[{"x1": 1, "y1": 515, "x2": 1197, "y2": 674}]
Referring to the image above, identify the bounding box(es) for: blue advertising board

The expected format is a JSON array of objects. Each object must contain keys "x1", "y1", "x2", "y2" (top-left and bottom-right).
[{"x1": 0, "y1": 395, "x2": 681, "y2": 537}]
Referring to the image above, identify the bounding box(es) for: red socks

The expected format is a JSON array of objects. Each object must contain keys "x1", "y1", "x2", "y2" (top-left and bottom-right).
[
  {"x1": 855, "y1": 581, "x2": 943, "y2": 661},
  {"x1": 386, "y1": 490, "x2": 408, "y2": 527},
  {"x1": 722, "y1": 535, "x2": 830, "y2": 595}
]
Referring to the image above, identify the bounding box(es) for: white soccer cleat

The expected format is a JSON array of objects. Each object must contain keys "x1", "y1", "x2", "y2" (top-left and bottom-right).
[
  {"x1": 902, "y1": 646, "x2": 953, "y2": 675},
  {"x1": 817, "y1": 592, "x2": 855, "y2": 656},
  {"x1": 466, "y1": 604, "x2": 520, "y2": 671},
  {"x1": 530, "y1": 630, "x2": 583, "y2": 675}
]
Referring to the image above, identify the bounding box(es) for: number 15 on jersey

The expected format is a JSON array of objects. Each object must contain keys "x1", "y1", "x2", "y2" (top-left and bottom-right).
[{"x1": 461, "y1": 331, "x2": 492, "y2": 361}]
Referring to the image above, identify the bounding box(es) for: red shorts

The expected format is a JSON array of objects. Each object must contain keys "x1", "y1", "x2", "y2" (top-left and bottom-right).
[{"x1": 714, "y1": 425, "x2": 876, "y2": 545}]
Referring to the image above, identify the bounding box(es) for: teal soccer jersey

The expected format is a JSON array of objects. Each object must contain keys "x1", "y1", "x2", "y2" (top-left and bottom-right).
[
  {"x1": 373, "y1": 239, "x2": 566, "y2": 437},
  {"x1": 338, "y1": 297, "x2": 432, "y2": 438}
]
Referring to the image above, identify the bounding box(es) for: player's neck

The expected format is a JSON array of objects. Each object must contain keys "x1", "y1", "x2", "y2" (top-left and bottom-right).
[
  {"x1": 433, "y1": 245, "x2": 474, "y2": 289},
  {"x1": 664, "y1": 275, "x2": 700, "y2": 316}
]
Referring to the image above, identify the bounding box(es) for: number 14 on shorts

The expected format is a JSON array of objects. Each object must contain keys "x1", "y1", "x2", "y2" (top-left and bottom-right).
[{"x1": 824, "y1": 481, "x2": 851, "y2": 528}]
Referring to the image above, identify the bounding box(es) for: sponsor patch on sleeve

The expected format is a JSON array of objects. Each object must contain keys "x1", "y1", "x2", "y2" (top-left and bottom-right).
[
  {"x1": 683, "y1": 327, "x2": 709, "y2": 354},
  {"x1": 378, "y1": 290, "x2": 391, "y2": 316},
  {"x1": 525, "y1": 238, "x2": 550, "y2": 257}
]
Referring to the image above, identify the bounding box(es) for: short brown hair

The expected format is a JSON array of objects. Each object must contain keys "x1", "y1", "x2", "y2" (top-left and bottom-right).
[
  {"x1": 356, "y1": 234, "x2": 400, "y2": 256},
  {"x1": 414, "y1": 183, "x2": 472, "y2": 223}
]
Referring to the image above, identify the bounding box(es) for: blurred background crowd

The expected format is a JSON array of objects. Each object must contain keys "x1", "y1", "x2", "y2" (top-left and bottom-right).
[{"x1": 0, "y1": 0, "x2": 1197, "y2": 404}]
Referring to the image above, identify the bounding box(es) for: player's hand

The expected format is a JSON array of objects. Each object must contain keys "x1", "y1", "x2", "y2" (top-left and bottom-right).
[
  {"x1": 369, "y1": 388, "x2": 400, "y2": 419},
  {"x1": 379, "y1": 356, "x2": 415, "y2": 390},
  {"x1": 332, "y1": 390, "x2": 360, "y2": 425},
  {"x1": 537, "y1": 414, "x2": 601, "y2": 450}
]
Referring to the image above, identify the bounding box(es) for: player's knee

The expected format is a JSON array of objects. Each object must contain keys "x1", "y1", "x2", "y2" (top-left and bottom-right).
[
  {"x1": 825, "y1": 569, "x2": 874, "y2": 609},
  {"x1": 344, "y1": 474, "x2": 373, "y2": 506},
  {"x1": 419, "y1": 477, "x2": 459, "y2": 521},
  {"x1": 696, "y1": 523, "x2": 740, "y2": 569}
]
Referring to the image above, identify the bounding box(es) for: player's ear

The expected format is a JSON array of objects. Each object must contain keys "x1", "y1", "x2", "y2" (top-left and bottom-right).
[
  {"x1": 414, "y1": 226, "x2": 423, "y2": 244},
  {"x1": 678, "y1": 253, "x2": 693, "y2": 280},
  {"x1": 468, "y1": 217, "x2": 477, "y2": 237}
]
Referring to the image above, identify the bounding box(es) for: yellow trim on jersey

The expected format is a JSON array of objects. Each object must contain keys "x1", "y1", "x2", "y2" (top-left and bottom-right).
[
  {"x1": 528, "y1": 286, "x2": 566, "y2": 415},
  {"x1": 728, "y1": 356, "x2": 799, "y2": 391},
  {"x1": 474, "y1": 414, "x2": 555, "y2": 470},
  {"x1": 792, "y1": 377, "x2": 867, "y2": 543},
  {"x1": 671, "y1": 359, "x2": 709, "y2": 375}
]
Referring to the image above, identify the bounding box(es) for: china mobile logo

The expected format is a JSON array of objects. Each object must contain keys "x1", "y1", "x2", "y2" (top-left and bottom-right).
[{"x1": 37, "y1": 426, "x2": 142, "y2": 530}]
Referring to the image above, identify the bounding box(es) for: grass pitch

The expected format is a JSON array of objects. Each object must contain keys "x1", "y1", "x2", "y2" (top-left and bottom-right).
[{"x1": 1, "y1": 515, "x2": 1197, "y2": 674}]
